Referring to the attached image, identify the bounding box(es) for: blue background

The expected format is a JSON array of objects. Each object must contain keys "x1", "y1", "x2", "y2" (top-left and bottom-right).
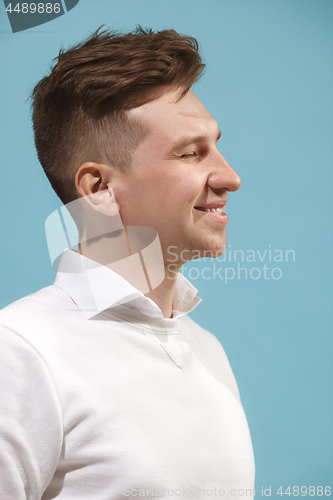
[{"x1": 0, "y1": 0, "x2": 332, "y2": 497}]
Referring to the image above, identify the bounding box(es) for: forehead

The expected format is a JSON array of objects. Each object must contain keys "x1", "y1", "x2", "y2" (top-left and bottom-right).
[{"x1": 127, "y1": 89, "x2": 218, "y2": 144}]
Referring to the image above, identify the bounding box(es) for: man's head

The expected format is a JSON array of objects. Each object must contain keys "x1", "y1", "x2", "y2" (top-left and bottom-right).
[
  {"x1": 31, "y1": 26, "x2": 205, "y2": 205},
  {"x1": 32, "y1": 27, "x2": 241, "y2": 267}
]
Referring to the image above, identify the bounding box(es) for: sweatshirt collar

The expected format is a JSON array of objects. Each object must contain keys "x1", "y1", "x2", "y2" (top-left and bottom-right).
[{"x1": 54, "y1": 249, "x2": 201, "y2": 320}]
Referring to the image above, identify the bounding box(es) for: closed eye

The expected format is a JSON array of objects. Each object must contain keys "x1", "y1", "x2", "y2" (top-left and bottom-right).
[{"x1": 180, "y1": 152, "x2": 197, "y2": 158}]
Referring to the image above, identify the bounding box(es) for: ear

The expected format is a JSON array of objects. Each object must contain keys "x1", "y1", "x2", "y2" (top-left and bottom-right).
[{"x1": 75, "y1": 162, "x2": 119, "y2": 217}]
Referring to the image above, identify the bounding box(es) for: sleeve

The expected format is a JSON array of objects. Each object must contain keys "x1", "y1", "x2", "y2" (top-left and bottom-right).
[{"x1": 0, "y1": 325, "x2": 63, "y2": 500}]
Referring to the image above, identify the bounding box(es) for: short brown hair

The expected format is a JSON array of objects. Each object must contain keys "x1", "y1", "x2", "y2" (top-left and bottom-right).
[{"x1": 31, "y1": 27, "x2": 205, "y2": 205}]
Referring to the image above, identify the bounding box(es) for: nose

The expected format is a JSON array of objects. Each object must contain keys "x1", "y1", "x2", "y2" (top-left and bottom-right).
[{"x1": 207, "y1": 152, "x2": 241, "y2": 193}]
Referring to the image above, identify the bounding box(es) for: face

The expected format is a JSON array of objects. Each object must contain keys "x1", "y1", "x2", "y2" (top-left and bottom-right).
[{"x1": 111, "y1": 87, "x2": 241, "y2": 267}]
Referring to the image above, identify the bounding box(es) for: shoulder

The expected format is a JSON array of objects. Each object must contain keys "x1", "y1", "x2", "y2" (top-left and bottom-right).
[
  {"x1": 0, "y1": 284, "x2": 80, "y2": 357},
  {"x1": 0, "y1": 283, "x2": 72, "y2": 353},
  {"x1": 1, "y1": 284, "x2": 73, "y2": 318},
  {"x1": 0, "y1": 284, "x2": 76, "y2": 328}
]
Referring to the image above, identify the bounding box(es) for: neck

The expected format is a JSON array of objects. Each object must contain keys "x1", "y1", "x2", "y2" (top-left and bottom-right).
[
  {"x1": 79, "y1": 229, "x2": 181, "y2": 318},
  {"x1": 144, "y1": 265, "x2": 180, "y2": 318}
]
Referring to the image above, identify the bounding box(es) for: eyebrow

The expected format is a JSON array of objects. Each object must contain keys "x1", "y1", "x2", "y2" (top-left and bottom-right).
[{"x1": 172, "y1": 130, "x2": 222, "y2": 152}]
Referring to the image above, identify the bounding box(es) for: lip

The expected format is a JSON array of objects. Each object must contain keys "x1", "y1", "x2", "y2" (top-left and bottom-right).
[
  {"x1": 194, "y1": 200, "x2": 227, "y2": 210},
  {"x1": 193, "y1": 209, "x2": 228, "y2": 224},
  {"x1": 193, "y1": 201, "x2": 228, "y2": 224}
]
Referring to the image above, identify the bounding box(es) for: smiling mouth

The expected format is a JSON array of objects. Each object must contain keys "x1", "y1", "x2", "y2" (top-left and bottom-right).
[
  {"x1": 194, "y1": 207, "x2": 224, "y2": 214},
  {"x1": 193, "y1": 205, "x2": 228, "y2": 223}
]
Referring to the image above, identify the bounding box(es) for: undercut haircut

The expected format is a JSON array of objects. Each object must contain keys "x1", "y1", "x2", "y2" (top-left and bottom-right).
[{"x1": 31, "y1": 27, "x2": 205, "y2": 205}]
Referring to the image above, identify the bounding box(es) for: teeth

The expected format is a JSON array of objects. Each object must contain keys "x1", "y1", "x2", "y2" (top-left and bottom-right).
[{"x1": 202, "y1": 207, "x2": 223, "y2": 213}]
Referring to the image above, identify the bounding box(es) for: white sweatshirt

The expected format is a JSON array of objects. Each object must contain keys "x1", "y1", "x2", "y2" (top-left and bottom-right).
[{"x1": 0, "y1": 251, "x2": 255, "y2": 499}]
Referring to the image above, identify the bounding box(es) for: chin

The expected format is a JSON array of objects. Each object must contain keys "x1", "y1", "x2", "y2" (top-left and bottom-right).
[
  {"x1": 183, "y1": 238, "x2": 226, "y2": 261},
  {"x1": 200, "y1": 234, "x2": 227, "y2": 259},
  {"x1": 213, "y1": 246, "x2": 227, "y2": 258},
  {"x1": 202, "y1": 246, "x2": 226, "y2": 259}
]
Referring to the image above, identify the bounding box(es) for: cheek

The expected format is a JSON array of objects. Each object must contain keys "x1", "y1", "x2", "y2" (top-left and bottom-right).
[
  {"x1": 121, "y1": 164, "x2": 203, "y2": 222},
  {"x1": 136, "y1": 172, "x2": 176, "y2": 209},
  {"x1": 116, "y1": 177, "x2": 165, "y2": 225}
]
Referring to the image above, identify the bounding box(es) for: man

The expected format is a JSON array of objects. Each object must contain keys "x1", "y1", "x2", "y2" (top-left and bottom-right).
[{"x1": 0, "y1": 27, "x2": 255, "y2": 499}]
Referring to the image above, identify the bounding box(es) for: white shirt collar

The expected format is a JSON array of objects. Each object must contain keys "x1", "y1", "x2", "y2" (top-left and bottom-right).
[{"x1": 54, "y1": 249, "x2": 201, "y2": 320}]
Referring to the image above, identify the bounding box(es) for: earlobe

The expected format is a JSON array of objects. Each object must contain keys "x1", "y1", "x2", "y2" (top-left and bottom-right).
[{"x1": 91, "y1": 188, "x2": 120, "y2": 217}]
